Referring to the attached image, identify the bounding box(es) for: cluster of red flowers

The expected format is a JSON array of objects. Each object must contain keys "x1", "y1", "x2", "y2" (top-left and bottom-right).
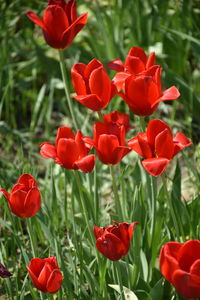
[{"x1": 0, "y1": 1, "x2": 198, "y2": 299}]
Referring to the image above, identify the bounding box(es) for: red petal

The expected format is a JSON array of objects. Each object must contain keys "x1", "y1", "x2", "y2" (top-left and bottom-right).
[
  {"x1": 73, "y1": 94, "x2": 103, "y2": 111},
  {"x1": 112, "y1": 146, "x2": 131, "y2": 164},
  {"x1": 125, "y1": 56, "x2": 145, "y2": 74},
  {"x1": 96, "y1": 232, "x2": 127, "y2": 260},
  {"x1": 61, "y1": 12, "x2": 88, "y2": 48},
  {"x1": 40, "y1": 142, "x2": 56, "y2": 159},
  {"x1": 93, "y1": 226, "x2": 104, "y2": 240},
  {"x1": 43, "y1": 5, "x2": 69, "y2": 48},
  {"x1": 74, "y1": 154, "x2": 95, "y2": 172},
  {"x1": 128, "y1": 222, "x2": 138, "y2": 240},
  {"x1": 57, "y1": 138, "x2": 79, "y2": 169},
  {"x1": 89, "y1": 67, "x2": 111, "y2": 105},
  {"x1": 107, "y1": 59, "x2": 124, "y2": 72},
  {"x1": 56, "y1": 126, "x2": 75, "y2": 147},
  {"x1": 24, "y1": 188, "x2": 41, "y2": 217},
  {"x1": 44, "y1": 256, "x2": 59, "y2": 269},
  {"x1": 177, "y1": 240, "x2": 200, "y2": 273},
  {"x1": 46, "y1": 269, "x2": 63, "y2": 293},
  {"x1": 26, "y1": 11, "x2": 45, "y2": 28},
  {"x1": 37, "y1": 263, "x2": 53, "y2": 289},
  {"x1": 0, "y1": 189, "x2": 10, "y2": 200},
  {"x1": 27, "y1": 265, "x2": 45, "y2": 292},
  {"x1": 128, "y1": 47, "x2": 147, "y2": 65},
  {"x1": 159, "y1": 241, "x2": 181, "y2": 283},
  {"x1": 9, "y1": 190, "x2": 26, "y2": 217},
  {"x1": 173, "y1": 132, "x2": 192, "y2": 157},
  {"x1": 173, "y1": 269, "x2": 200, "y2": 299},
  {"x1": 65, "y1": 0, "x2": 77, "y2": 23},
  {"x1": 137, "y1": 133, "x2": 153, "y2": 158},
  {"x1": 146, "y1": 52, "x2": 156, "y2": 69},
  {"x1": 147, "y1": 119, "x2": 172, "y2": 147},
  {"x1": 154, "y1": 86, "x2": 180, "y2": 106},
  {"x1": 84, "y1": 59, "x2": 103, "y2": 79},
  {"x1": 190, "y1": 259, "x2": 200, "y2": 277},
  {"x1": 112, "y1": 72, "x2": 130, "y2": 92},
  {"x1": 142, "y1": 158, "x2": 169, "y2": 176},
  {"x1": 71, "y1": 64, "x2": 87, "y2": 95},
  {"x1": 97, "y1": 135, "x2": 119, "y2": 164},
  {"x1": 155, "y1": 129, "x2": 174, "y2": 159}
]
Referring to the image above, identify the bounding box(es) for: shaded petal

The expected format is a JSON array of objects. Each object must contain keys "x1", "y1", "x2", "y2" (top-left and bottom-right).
[
  {"x1": 125, "y1": 56, "x2": 145, "y2": 74},
  {"x1": 84, "y1": 59, "x2": 103, "y2": 79},
  {"x1": 74, "y1": 130, "x2": 89, "y2": 157},
  {"x1": 159, "y1": 241, "x2": 182, "y2": 283},
  {"x1": 146, "y1": 52, "x2": 156, "y2": 69},
  {"x1": 155, "y1": 129, "x2": 174, "y2": 159},
  {"x1": 173, "y1": 132, "x2": 192, "y2": 157},
  {"x1": 46, "y1": 269, "x2": 63, "y2": 293},
  {"x1": 61, "y1": 13, "x2": 88, "y2": 48},
  {"x1": 56, "y1": 126, "x2": 75, "y2": 147},
  {"x1": 190, "y1": 259, "x2": 200, "y2": 277},
  {"x1": 173, "y1": 270, "x2": 200, "y2": 299},
  {"x1": 73, "y1": 94, "x2": 103, "y2": 111},
  {"x1": 112, "y1": 72, "x2": 131, "y2": 91},
  {"x1": 27, "y1": 265, "x2": 45, "y2": 292},
  {"x1": 74, "y1": 154, "x2": 95, "y2": 172},
  {"x1": 128, "y1": 133, "x2": 152, "y2": 158},
  {"x1": 97, "y1": 134, "x2": 119, "y2": 164},
  {"x1": 89, "y1": 67, "x2": 111, "y2": 104},
  {"x1": 177, "y1": 240, "x2": 200, "y2": 273},
  {"x1": 153, "y1": 86, "x2": 180, "y2": 107},
  {"x1": 57, "y1": 138, "x2": 79, "y2": 169},
  {"x1": 71, "y1": 65, "x2": 87, "y2": 95},
  {"x1": 9, "y1": 190, "x2": 27, "y2": 217},
  {"x1": 107, "y1": 59, "x2": 124, "y2": 72},
  {"x1": 112, "y1": 146, "x2": 131, "y2": 164},
  {"x1": 26, "y1": 11, "x2": 45, "y2": 28},
  {"x1": 128, "y1": 47, "x2": 147, "y2": 64},
  {"x1": 93, "y1": 226, "x2": 104, "y2": 240},
  {"x1": 147, "y1": 119, "x2": 172, "y2": 147},
  {"x1": 40, "y1": 142, "x2": 56, "y2": 159},
  {"x1": 37, "y1": 263, "x2": 53, "y2": 288},
  {"x1": 65, "y1": 0, "x2": 77, "y2": 23},
  {"x1": 142, "y1": 158, "x2": 170, "y2": 176},
  {"x1": 44, "y1": 256, "x2": 59, "y2": 269},
  {"x1": 96, "y1": 233, "x2": 126, "y2": 260},
  {"x1": 0, "y1": 189, "x2": 10, "y2": 201},
  {"x1": 24, "y1": 188, "x2": 41, "y2": 217}
]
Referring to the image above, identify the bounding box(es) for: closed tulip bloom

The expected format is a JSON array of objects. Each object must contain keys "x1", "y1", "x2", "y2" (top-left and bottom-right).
[
  {"x1": 0, "y1": 174, "x2": 41, "y2": 218},
  {"x1": 0, "y1": 263, "x2": 12, "y2": 278},
  {"x1": 40, "y1": 126, "x2": 95, "y2": 172},
  {"x1": 128, "y1": 119, "x2": 192, "y2": 176},
  {"x1": 71, "y1": 59, "x2": 116, "y2": 111},
  {"x1": 107, "y1": 46, "x2": 158, "y2": 91},
  {"x1": 84, "y1": 118, "x2": 131, "y2": 165},
  {"x1": 103, "y1": 110, "x2": 132, "y2": 134},
  {"x1": 159, "y1": 240, "x2": 200, "y2": 299},
  {"x1": 27, "y1": 256, "x2": 63, "y2": 293},
  {"x1": 27, "y1": 0, "x2": 88, "y2": 49},
  {"x1": 94, "y1": 221, "x2": 138, "y2": 261}
]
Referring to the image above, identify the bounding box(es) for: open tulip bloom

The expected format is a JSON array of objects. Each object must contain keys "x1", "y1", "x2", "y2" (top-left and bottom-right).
[
  {"x1": 27, "y1": 256, "x2": 63, "y2": 293},
  {"x1": 128, "y1": 119, "x2": 192, "y2": 176},
  {"x1": 27, "y1": 0, "x2": 88, "y2": 49},
  {"x1": 107, "y1": 46, "x2": 158, "y2": 92},
  {"x1": 0, "y1": 174, "x2": 41, "y2": 218},
  {"x1": 94, "y1": 221, "x2": 138, "y2": 261},
  {"x1": 40, "y1": 126, "x2": 95, "y2": 172},
  {"x1": 159, "y1": 240, "x2": 200, "y2": 299},
  {"x1": 103, "y1": 110, "x2": 132, "y2": 134},
  {"x1": 71, "y1": 59, "x2": 116, "y2": 111},
  {"x1": 84, "y1": 116, "x2": 131, "y2": 165}
]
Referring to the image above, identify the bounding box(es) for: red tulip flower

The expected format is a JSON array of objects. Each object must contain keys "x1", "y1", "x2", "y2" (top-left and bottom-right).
[
  {"x1": 103, "y1": 110, "x2": 132, "y2": 134},
  {"x1": 128, "y1": 119, "x2": 192, "y2": 176},
  {"x1": 159, "y1": 240, "x2": 200, "y2": 299},
  {"x1": 0, "y1": 174, "x2": 41, "y2": 218},
  {"x1": 27, "y1": 0, "x2": 88, "y2": 49},
  {"x1": 27, "y1": 256, "x2": 63, "y2": 293},
  {"x1": 0, "y1": 263, "x2": 12, "y2": 278},
  {"x1": 108, "y1": 46, "x2": 157, "y2": 91},
  {"x1": 119, "y1": 66, "x2": 180, "y2": 117},
  {"x1": 40, "y1": 126, "x2": 95, "y2": 172},
  {"x1": 84, "y1": 118, "x2": 131, "y2": 165},
  {"x1": 71, "y1": 59, "x2": 116, "y2": 111},
  {"x1": 94, "y1": 221, "x2": 138, "y2": 261}
]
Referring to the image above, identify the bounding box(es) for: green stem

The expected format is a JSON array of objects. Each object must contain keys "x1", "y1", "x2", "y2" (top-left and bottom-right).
[
  {"x1": 150, "y1": 176, "x2": 157, "y2": 254},
  {"x1": 110, "y1": 165, "x2": 123, "y2": 220},
  {"x1": 114, "y1": 261, "x2": 125, "y2": 300},
  {"x1": 58, "y1": 50, "x2": 78, "y2": 130},
  {"x1": 74, "y1": 171, "x2": 94, "y2": 243},
  {"x1": 94, "y1": 165, "x2": 99, "y2": 224},
  {"x1": 161, "y1": 174, "x2": 180, "y2": 241},
  {"x1": 97, "y1": 111, "x2": 103, "y2": 121}
]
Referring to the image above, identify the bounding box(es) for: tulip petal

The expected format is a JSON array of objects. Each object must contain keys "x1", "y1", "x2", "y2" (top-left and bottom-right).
[
  {"x1": 96, "y1": 232, "x2": 126, "y2": 261},
  {"x1": 74, "y1": 154, "x2": 95, "y2": 173},
  {"x1": 84, "y1": 59, "x2": 103, "y2": 79},
  {"x1": 65, "y1": 0, "x2": 77, "y2": 23},
  {"x1": 97, "y1": 134, "x2": 119, "y2": 164},
  {"x1": 24, "y1": 188, "x2": 41, "y2": 217},
  {"x1": 73, "y1": 94, "x2": 103, "y2": 111},
  {"x1": 128, "y1": 47, "x2": 147, "y2": 64},
  {"x1": 112, "y1": 72, "x2": 131, "y2": 91},
  {"x1": 26, "y1": 11, "x2": 45, "y2": 29},
  {"x1": 46, "y1": 269, "x2": 63, "y2": 293},
  {"x1": 61, "y1": 12, "x2": 88, "y2": 48},
  {"x1": 177, "y1": 240, "x2": 200, "y2": 273},
  {"x1": 74, "y1": 130, "x2": 89, "y2": 157},
  {"x1": 0, "y1": 189, "x2": 10, "y2": 201},
  {"x1": 190, "y1": 259, "x2": 200, "y2": 277},
  {"x1": 37, "y1": 263, "x2": 53, "y2": 288},
  {"x1": 147, "y1": 119, "x2": 171, "y2": 147},
  {"x1": 112, "y1": 146, "x2": 132, "y2": 164},
  {"x1": 40, "y1": 142, "x2": 56, "y2": 159},
  {"x1": 9, "y1": 190, "x2": 26, "y2": 217},
  {"x1": 57, "y1": 138, "x2": 79, "y2": 169},
  {"x1": 125, "y1": 56, "x2": 145, "y2": 74},
  {"x1": 173, "y1": 269, "x2": 200, "y2": 299},
  {"x1": 128, "y1": 133, "x2": 152, "y2": 158},
  {"x1": 44, "y1": 257, "x2": 59, "y2": 269},
  {"x1": 71, "y1": 65, "x2": 87, "y2": 95},
  {"x1": 107, "y1": 59, "x2": 124, "y2": 72},
  {"x1": 159, "y1": 241, "x2": 181, "y2": 283},
  {"x1": 152, "y1": 86, "x2": 180, "y2": 107},
  {"x1": 89, "y1": 67, "x2": 111, "y2": 104},
  {"x1": 146, "y1": 52, "x2": 156, "y2": 69},
  {"x1": 173, "y1": 132, "x2": 192, "y2": 157},
  {"x1": 155, "y1": 129, "x2": 174, "y2": 159},
  {"x1": 56, "y1": 127, "x2": 75, "y2": 147},
  {"x1": 17, "y1": 173, "x2": 37, "y2": 187},
  {"x1": 142, "y1": 157, "x2": 169, "y2": 176},
  {"x1": 27, "y1": 265, "x2": 44, "y2": 292},
  {"x1": 93, "y1": 226, "x2": 104, "y2": 240}
]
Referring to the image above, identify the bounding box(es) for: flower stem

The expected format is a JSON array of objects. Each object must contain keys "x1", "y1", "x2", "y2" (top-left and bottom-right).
[
  {"x1": 114, "y1": 261, "x2": 125, "y2": 300},
  {"x1": 58, "y1": 50, "x2": 78, "y2": 130},
  {"x1": 110, "y1": 165, "x2": 123, "y2": 220},
  {"x1": 97, "y1": 111, "x2": 103, "y2": 121},
  {"x1": 161, "y1": 174, "x2": 180, "y2": 241}
]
